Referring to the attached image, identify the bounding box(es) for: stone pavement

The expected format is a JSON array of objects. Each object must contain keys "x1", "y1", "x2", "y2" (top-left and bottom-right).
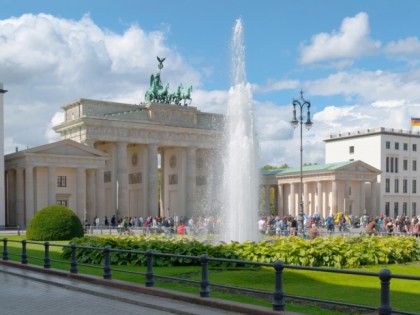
[{"x1": 0, "y1": 261, "x2": 300, "y2": 315}]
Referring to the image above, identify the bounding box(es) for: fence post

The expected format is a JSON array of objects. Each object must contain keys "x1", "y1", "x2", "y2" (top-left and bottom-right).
[
  {"x1": 17, "y1": 225, "x2": 20, "y2": 236},
  {"x1": 44, "y1": 242, "x2": 50, "y2": 269},
  {"x1": 145, "y1": 250, "x2": 154, "y2": 287},
  {"x1": 200, "y1": 254, "x2": 210, "y2": 297},
  {"x1": 272, "y1": 260, "x2": 285, "y2": 311},
  {"x1": 21, "y1": 240, "x2": 28, "y2": 264},
  {"x1": 378, "y1": 268, "x2": 392, "y2": 315},
  {"x1": 2, "y1": 238, "x2": 8, "y2": 260},
  {"x1": 70, "y1": 244, "x2": 78, "y2": 274},
  {"x1": 103, "y1": 246, "x2": 112, "y2": 279}
]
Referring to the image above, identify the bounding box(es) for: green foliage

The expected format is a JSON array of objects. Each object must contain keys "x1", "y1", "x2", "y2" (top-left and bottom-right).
[
  {"x1": 26, "y1": 205, "x2": 84, "y2": 241},
  {"x1": 62, "y1": 235, "x2": 242, "y2": 267},
  {"x1": 62, "y1": 234, "x2": 420, "y2": 269}
]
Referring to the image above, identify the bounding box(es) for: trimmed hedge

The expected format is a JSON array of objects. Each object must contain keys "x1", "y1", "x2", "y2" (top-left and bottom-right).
[{"x1": 26, "y1": 205, "x2": 84, "y2": 241}]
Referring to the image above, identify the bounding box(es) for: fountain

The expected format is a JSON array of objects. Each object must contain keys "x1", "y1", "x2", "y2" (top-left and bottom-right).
[{"x1": 221, "y1": 19, "x2": 260, "y2": 243}]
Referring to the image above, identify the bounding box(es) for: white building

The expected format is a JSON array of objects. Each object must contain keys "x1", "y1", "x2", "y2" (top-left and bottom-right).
[{"x1": 325, "y1": 127, "x2": 420, "y2": 218}]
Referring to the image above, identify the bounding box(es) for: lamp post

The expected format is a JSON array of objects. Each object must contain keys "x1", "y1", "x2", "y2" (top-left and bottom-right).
[{"x1": 291, "y1": 91, "x2": 313, "y2": 235}]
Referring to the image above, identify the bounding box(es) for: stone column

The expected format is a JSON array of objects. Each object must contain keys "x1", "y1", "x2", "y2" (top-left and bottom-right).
[
  {"x1": 317, "y1": 181, "x2": 322, "y2": 217},
  {"x1": 303, "y1": 182, "x2": 309, "y2": 215},
  {"x1": 265, "y1": 185, "x2": 271, "y2": 214},
  {"x1": 96, "y1": 167, "x2": 105, "y2": 221},
  {"x1": 332, "y1": 180, "x2": 338, "y2": 214},
  {"x1": 185, "y1": 147, "x2": 197, "y2": 218},
  {"x1": 48, "y1": 166, "x2": 56, "y2": 206},
  {"x1": 290, "y1": 183, "x2": 295, "y2": 216},
  {"x1": 86, "y1": 169, "x2": 95, "y2": 224},
  {"x1": 117, "y1": 142, "x2": 129, "y2": 218},
  {"x1": 159, "y1": 149, "x2": 166, "y2": 217},
  {"x1": 370, "y1": 181, "x2": 376, "y2": 216},
  {"x1": 16, "y1": 167, "x2": 25, "y2": 226},
  {"x1": 343, "y1": 180, "x2": 349, "y2": 213},
  {"x1": 76, "y1": 167, "x2": 86, "y2": 219},
  {"x1": 147, "y1": 144, "x2": 159, "y2": 217},
  {"x1": 5, "y1": 170, "x2": 16, "y2": 226},
  {"x1": 359, "y1": 181, "x2": 366, "y2": 217},
  {"x1": 24, "y1": 166, "x2": 34, "y2": 222},
  {"x1": 277, "y1": 184, "x2": 283, "y2": 216}
]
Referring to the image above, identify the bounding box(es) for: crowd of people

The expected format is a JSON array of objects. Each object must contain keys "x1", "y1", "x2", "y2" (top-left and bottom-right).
[
  {"x1": 86, "y1": 212, "x2": 420, "y2": 239},
  {"x1": 256, "y1": 212, "x2": 420, "y2": 238},
  {"x1": 87, "y1": 214, "x2": 221, "y2": 236}
]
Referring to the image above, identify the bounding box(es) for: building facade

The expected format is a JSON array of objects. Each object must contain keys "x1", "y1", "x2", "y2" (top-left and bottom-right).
[
  {"x1": 325, "y1": 127, "x2": 420, "y2": 218},
  {"x1": 4, "y1": 99, "x2": 223, "y2": 226},
  {"x1": 261, "y1": 161, "x2": 381, "y2": 219}
]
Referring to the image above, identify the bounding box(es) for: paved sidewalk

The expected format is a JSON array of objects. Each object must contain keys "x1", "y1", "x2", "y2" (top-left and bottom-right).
[{"x1": 0, "y1": 262, "x2": 298, "y2": 315}]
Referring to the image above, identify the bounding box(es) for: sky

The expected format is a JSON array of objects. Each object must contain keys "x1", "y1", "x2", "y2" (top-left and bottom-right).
[{"x1": 2, "y1": 0, "x2": 420, "y2": 167}]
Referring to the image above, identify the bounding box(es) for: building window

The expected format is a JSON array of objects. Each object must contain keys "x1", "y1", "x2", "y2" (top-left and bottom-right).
[
  {"x1": 385, "y1": 202, "x2": 390, "y2": 216},
  {"x1": 169, "y1": 174, "x2": 178, "y2": 185},
  {"x1": 385, "y1": 178, "x2": 390, "y2": 193},
  {"x1": 403, "y1": 179, "x2": 408, "y2": 193},
  {"x1": 129, "y1": 172, "x2": 142, "y2": 184},
  {"x1": 57, "y1": 176, "x2": 67, "y2": 187},
  {"x1": 390, "y1": 157, "x2": 394, "y2": 172},
  {"x1": 386, "y1": 157, "x2": 390, "y2": 172},
  {"x1": 403, "y1": 202, "x2": 408, "y2": 216},
  {"x1": 394, "y1": 202, "x2": 399, "y2": 217},
  {"x1": 413, "y1": 202, "x2": 417, "y2": 216},
  {"x1": 196, "y1": 176, "x2": 207, "y2": 186},
  {"x1": 104, "y1": 171, "x2": 111, "y2": 183},
  {"x1": 414, "y1": 144, "x2": 417, "y2": 151},
  {"x1": 403, "y1": 159, "x2": 408, "y2": 171},
  {"x1": 395, "y1": 157, "x2": 398, "y2": 173},
  {"x1": 404, "y1": 143, "x2": 408, "y2": 150},
  {"x1": 56, "y1": 200, "x2": 68, "y2": 207},
  {"x1": 395, "y1": 142, "x2": 399, "y2": 150},
  {"x1": 386, "y1": 141, "x2": 391, "y2": 149},
  {"x1": 349, "y1": 146, "x2": 354, "y2": 154},
  {"x1": 394, "y1": 179, "x2": 399, "y2": 193},
  {"x1": 413, "y1": 160, "x2": 417, "y2": 171},
  {"x1": 413, "y1": 179, "x2": 417, "y2": 194}
]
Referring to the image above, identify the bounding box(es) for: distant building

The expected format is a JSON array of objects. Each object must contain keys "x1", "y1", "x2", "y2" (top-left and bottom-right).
[
  {"x1": 261, "y1": 160, "x2": 380, "y2": 219},
  {"x1": 325, "y1": 127, "x2": 420, "y2": 218}
]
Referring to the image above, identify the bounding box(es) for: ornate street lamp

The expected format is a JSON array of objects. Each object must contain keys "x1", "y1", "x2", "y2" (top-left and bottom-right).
[{"x1": 291, "y1": 91, "x2": 313, "y2": 235}]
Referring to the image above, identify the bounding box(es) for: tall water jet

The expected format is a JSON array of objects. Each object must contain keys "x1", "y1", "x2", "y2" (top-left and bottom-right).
[{"x1": 221, "y1": 19, "x2": 260, "y2": 243}]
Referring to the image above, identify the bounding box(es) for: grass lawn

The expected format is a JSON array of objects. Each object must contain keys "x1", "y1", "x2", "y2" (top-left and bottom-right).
[{"x1": 2, "y1": 236, "x2": 419, "y2": 315}]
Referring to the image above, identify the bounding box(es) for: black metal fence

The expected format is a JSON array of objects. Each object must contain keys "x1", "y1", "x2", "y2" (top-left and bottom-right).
[{"x1": 1, "y1": 238, "x2": 419, "y2": 315}]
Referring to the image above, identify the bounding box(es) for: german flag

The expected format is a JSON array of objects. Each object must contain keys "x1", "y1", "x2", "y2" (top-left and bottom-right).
[{"x1": 411, "y1": 118, "x2": 420, "y2": 127}]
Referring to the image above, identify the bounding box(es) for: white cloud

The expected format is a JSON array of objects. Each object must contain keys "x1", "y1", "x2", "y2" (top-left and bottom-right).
[
  {"x1": 45, "y1": 111, "x2": 64, "y2": 143},
  {"x1": 385, "y1": 36, "x2": 420, "y2": 56},
  {"x1": 300, "y1": 12, "x2": 381, "y2": 64},
  {"x1": 0, "y1": 13, "x2": 201, "y2": 154},
  {"x1": 306, "y1": 69, "x2": 420, "y2": 103}
]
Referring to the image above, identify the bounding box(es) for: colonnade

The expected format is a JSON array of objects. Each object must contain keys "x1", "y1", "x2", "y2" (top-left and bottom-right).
[{"x1": 262, "y1": 178, "x2": 377, "y2": 219}]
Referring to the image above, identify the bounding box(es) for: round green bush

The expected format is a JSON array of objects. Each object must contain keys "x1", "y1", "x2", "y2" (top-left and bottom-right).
[{"x1": 26, "y1": 205, "x2": 84, "y2": 241}]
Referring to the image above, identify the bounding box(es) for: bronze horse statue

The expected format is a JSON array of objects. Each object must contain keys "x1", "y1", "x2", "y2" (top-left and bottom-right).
[{"x1": 180, "y1": 85, "x2": 193, "y2": 106}]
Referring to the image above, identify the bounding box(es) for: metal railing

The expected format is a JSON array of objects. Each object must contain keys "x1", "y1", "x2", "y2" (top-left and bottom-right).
[{"x1": 1, "y1": 238, "x2": 419, "y2": 315}]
